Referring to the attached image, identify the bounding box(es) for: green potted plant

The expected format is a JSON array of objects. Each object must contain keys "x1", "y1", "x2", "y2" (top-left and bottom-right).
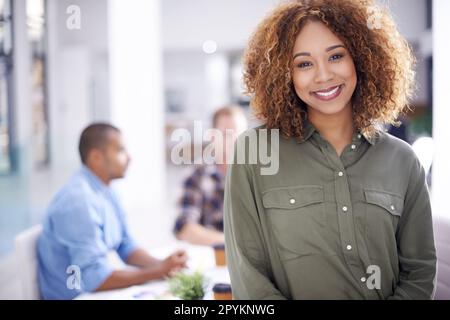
[{"x1": 168, "y1": 271, "x2": 209, "y2": 300}]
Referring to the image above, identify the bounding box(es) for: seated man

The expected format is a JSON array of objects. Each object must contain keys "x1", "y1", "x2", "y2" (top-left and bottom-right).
[
  {"x1": 174, "y1": 106, "x2": 248, "y2": 245},
  {"x1": 38, "y1": 123, "x2": 187, "y2": 299}
]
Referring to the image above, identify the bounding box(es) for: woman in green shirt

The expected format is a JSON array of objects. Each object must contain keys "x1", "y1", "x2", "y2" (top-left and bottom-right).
[{"x1": 224, "y1": 0, "x2": 436, "y2": 299}]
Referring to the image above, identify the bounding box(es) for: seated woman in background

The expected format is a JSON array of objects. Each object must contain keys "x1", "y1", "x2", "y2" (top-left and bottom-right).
[{"x1": 174, "y1": 106, "x2": 248, "y2": 246}]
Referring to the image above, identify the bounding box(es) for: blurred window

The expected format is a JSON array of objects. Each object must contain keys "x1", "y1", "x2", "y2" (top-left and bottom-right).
[
  {"x1": 0, "y1": 0, "x2": 13, "y2": 174},
  {"x1": 27, "y1": 0, "x2": 48, "y2": 168}
]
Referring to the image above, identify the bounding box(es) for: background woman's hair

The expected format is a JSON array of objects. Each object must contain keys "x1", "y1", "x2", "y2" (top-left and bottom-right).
[{"x1": 243, "y1": 0, "x2": 416, "y2": 140}]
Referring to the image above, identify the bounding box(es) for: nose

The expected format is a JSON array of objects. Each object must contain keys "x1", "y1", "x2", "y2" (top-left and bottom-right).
[{"x1": 314, "y1": 61, "x2": 334, "y2": 84}]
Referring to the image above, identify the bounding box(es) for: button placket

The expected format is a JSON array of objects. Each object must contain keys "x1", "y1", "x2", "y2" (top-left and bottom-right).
[{"x1": 334, "y1": 165, "x2": 360, "y2": 271}]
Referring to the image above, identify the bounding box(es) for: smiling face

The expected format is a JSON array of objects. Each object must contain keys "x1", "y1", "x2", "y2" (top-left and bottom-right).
[{"x1": 292, "y1": 20, "x2": 357, "y2": 117}]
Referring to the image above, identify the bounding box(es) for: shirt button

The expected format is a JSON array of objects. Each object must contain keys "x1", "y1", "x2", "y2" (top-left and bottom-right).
[
  {"x1": 338, "y1": 171, "x2": 344, "y2": 177},
  {"x1": 342, "y1": 206, "x2": 348, "y2": 212},
  {"x1": 346, "y1": 245, "x2": 352, "y2": 251},
  {"x1": 290, "y1": 198, "x2": 296, "y2": 204},
  {"x1": 390, "y1": 205, "x2": 395, "y2": 211},
  {"x1": 351, "y1": 144, "x2": 357, "y2": 150},
  {"x1": 357, "y1": 134, "x2": 362, "y2": 139},
  {"x1": 361, "y1": 277, "x2": 366, "y2": 283}
]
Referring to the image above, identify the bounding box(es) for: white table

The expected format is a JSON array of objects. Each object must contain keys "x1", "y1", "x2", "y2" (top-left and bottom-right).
[{"x1": 76, "y1": 242, "x2": 230, "y2": 300}]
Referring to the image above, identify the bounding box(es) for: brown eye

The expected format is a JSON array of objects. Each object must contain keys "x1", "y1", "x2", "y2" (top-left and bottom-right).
[
  {"x1": 297, "y1": 61, "x2": 312, "y2": 69},
  {"x1": 330, "y1": 53, "x2": 344, "y2": 61}
]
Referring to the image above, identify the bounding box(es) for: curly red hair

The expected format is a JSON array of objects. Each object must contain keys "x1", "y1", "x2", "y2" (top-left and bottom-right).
[{"x1": 243, "y1": 0, "x2": 416, "y2": 140}]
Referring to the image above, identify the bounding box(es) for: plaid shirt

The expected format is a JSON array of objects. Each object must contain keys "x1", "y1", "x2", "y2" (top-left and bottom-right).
[{"x1": 174, "y1": 165, "x2": 225, "y2": 233}]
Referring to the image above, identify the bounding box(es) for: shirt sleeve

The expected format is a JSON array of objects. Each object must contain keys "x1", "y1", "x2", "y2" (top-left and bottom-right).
[
  {"x1": 224, "y1": 160, "x2": 286, "y2": 300},
  {"x1": 110, "y1": 191, "x2": 139, "y2": 262},
  {"x1": 388, "y1": 157, "x2": 437, "y2": 299},
  {"x1": 116, "y1": 214, "x2": 138, "y2": 262},
  {"x1": 173, "y1": 173, "x2": 203, "y2": 234},
  {"x1": 51, "y1": 198, "x2": 114, "y2": 293}
]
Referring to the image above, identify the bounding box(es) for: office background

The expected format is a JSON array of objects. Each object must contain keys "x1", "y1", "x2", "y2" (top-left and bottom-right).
[{"x1": 0, "y1": 0, "x2": 449, "y2": 299}]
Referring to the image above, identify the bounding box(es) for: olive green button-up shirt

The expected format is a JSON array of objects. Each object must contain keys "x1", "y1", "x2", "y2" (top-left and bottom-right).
[{"x1": 224, "y1": 121, "x2": 437, "y2": 300}]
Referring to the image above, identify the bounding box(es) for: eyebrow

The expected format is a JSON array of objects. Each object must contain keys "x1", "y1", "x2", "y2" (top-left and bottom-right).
[{"x1": 293, "y1": 44, "x2": 345, "y2": 60}]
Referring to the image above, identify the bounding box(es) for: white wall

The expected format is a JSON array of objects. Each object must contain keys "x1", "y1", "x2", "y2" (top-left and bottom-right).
[
  {"x1": 108, "y1": 0, "x2": 168, "y2": 247},
  {"x1": 162, "y1": 0, "x2": 427, "y2": 50},
  {"x1": 432, "y1": 0, "x2": 450, "y2": 218},
  {"x1": 50, "y1": 0, "x2": 110, "y2": 171},
  {"x1": 163, "y1": 51, "x2": 208, "y2": 121},
  {"x1": 161, "y1": 0, "x2": 280, "y2": 51}
]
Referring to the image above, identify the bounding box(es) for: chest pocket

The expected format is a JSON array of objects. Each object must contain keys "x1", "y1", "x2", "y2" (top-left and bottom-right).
[
  {"x1": 364, "y1": 189, "x2": 404, "y2": 217},
  {"x1": 262, "y1": 185, "x2": 333, "y2": 259},
  {"x1": 262, "y1": 185, "x2": 324, "y2": 209},
  {"x1": 364, "y1": 188, "x2": 404, "y2": 260}
]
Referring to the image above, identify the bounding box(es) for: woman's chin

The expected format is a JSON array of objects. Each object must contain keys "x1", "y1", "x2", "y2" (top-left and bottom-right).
[{"x1": 308, "y1": 103, "x2": 350, "y2": 117}]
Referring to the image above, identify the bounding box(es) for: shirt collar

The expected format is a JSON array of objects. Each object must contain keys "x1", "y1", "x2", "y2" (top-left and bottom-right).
[
  {"x1": 300, "y1": 118, "x2": 316, "y2": 142},
  {"x1": 362, "y1": 131, "x2": 378, "y2": 146},
  {"x1": 80, "y1": 165, "x2": 110, "y2": 193},
  {"x1": 299, "y1": 117, "x2": 377, "y2": 146}
]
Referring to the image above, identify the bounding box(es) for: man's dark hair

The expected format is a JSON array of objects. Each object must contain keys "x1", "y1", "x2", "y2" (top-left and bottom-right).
[{"x1": 78, "y1": 123, "x2": 120, "y2": 164}]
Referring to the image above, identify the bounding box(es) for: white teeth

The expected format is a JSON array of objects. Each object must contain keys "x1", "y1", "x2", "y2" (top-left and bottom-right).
[{"x1": 314, "y1": 86, "x2": 340, "y2": 97}]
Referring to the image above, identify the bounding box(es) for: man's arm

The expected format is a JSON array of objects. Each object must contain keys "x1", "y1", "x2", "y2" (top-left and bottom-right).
[
  {"x1": 125, "y1": 248, "x2": 162, "y2": 268},
  {"x1": 176, "y1": 223, "x2": 224, "y2": 246},
  {"x1": 96, "y1": 249, "x2": 187, "y2": 291},
  {"x1": 96, "y1": 266, "x2": 167, "y2": 291}
]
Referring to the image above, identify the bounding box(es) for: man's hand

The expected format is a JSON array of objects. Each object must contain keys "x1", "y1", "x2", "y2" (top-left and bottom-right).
[
  {"x1": 160, "y1": 249, "x2": 188, "y2": 277},
  {"x1": 96, "y1": 248, "x2": 188, "y2": 292}
]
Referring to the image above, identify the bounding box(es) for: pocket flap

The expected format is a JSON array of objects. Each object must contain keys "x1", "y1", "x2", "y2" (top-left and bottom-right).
[
  {"x1": 262, "y1": 185, "x2": 324, "y2": 210},
  {"x1": 364, "y1": 189, "x2": 404, "y2": 216}
]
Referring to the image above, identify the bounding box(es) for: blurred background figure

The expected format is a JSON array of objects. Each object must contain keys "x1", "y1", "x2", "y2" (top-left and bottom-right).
[{"x1": 174, "y1": 106, "x2": 248, "y2": 245}]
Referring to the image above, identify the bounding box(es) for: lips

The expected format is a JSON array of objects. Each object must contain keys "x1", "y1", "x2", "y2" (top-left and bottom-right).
[{"x1": 311, "y1": 84, "x2": 343, "y2": 101}]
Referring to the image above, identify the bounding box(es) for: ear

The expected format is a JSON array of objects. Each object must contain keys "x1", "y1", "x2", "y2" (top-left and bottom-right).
[{"x1": 87, "y1": 149, "x2": 104, "y2": 165}]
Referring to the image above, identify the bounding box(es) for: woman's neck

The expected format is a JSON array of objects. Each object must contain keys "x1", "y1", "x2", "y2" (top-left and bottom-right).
[{"x1": 307, "y1": 104, "x2": 355, "y2": 156}]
